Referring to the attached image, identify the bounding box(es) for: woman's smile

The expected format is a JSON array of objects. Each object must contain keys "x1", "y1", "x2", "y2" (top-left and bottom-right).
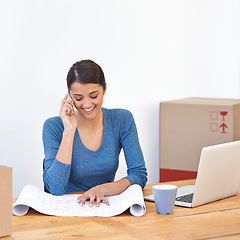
[
  {"x1": 82, "y1": 106, "x2": 95, "y2": 113},
  {"x1": 69, "y1": 82, "x2": 105, "y2": 120}
]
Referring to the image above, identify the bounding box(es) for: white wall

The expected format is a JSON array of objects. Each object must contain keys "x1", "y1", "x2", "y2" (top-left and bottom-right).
[{"x1": 0, "y1": 0, "x2": 239, "y2": 197}]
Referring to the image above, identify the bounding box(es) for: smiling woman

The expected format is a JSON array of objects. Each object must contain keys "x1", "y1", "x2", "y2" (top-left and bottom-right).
[
  {"x1": 70, "y1": 83, "x2": 105, "y2": 121},
  {"x1": 42, "y1": 60, "x2": 147, "y2": 207}
]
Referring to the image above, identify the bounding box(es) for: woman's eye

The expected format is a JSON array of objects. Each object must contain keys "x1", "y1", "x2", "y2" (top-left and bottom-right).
[
  {"x1": 91, "y1": 95, "x2": 98, "y2": 99},
  {"x1": 75, "y1": 98, "x2": 82, "y2": 101}
]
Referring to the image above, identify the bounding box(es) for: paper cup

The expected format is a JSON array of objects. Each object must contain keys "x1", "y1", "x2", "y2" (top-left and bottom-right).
[{"x1": 152, "y1": 184, "x2": 177, "y2": 214}]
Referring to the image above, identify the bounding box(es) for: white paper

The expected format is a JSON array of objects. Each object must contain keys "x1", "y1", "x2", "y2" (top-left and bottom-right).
[{"x1": 12, "y1": 184, "x2": 146, "y2": 217}]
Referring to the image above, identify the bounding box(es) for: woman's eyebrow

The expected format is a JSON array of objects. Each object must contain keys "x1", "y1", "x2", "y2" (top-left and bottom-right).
[
  {"x1": 73, "y1": 90, "x2": 99, "y2": 96},
  {"x1": 89, "y1": 90, "x2": 99, "y2": 95}
]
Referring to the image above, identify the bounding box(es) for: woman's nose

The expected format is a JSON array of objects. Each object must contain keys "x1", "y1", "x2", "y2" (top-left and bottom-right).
[{"x1": 82, "y1": 98, "x2": 91, "y2": 108}]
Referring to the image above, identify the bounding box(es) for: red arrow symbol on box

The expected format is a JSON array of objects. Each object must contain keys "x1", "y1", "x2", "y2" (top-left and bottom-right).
[{"x1": 220, "y1": 123, "x2": 228, "y2": 133}]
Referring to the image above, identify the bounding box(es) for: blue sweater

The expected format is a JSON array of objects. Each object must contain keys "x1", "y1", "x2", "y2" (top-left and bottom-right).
[{"x1": 42, "y1": 108, "x2": 147, "y2": 195}]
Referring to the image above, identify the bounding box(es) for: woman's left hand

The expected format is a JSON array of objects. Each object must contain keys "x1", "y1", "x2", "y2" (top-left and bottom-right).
[{"x1": 78, "y1": 185, "x2": 110, "y2": 207}]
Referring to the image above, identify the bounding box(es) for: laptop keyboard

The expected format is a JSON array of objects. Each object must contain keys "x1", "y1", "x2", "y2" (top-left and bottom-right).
[{"x1": 176, "y1": 193, "x2": 194, "y2": 203}]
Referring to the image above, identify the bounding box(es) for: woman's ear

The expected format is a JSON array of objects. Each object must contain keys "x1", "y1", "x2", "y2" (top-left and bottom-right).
[{"x1": 103, "y1": 83, "x2": 107, "y2": 95}]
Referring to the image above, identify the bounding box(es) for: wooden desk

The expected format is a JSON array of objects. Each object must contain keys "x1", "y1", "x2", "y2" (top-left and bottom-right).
[{"x1": 5, "y1": 180, "x2": 240, "y2": 240}]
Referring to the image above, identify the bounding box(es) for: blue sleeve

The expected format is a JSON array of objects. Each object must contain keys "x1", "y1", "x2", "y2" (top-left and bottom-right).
[
  {"x1": 119, "y1": 111, "x2": 148, "y2": 189},
  {"x1": 42, "y1": 117, "x2": 71, "y2": 195}
]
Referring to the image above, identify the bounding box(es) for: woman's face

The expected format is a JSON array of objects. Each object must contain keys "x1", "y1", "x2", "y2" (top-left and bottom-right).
[{"x1": 69, "y1": 82, "x2": 106, "y2": 120}]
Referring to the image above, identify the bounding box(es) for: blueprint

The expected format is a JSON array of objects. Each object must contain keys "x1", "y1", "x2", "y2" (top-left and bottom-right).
[{"x1": 12, "y1": 184, "x2": 146, "y2": 217}]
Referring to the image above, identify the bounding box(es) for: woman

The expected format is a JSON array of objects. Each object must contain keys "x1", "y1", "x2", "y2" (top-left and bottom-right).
[{"x1": 42, "y1": 60, "x2": 147, "y2": 207}]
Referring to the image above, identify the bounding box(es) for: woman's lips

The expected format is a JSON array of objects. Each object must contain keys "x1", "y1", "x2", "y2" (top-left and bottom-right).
[{"x1": 82, "y1": 106, "x2": 95, "y2": 113}]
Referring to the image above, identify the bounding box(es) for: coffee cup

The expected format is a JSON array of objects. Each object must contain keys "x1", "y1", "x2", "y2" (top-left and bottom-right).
[{"x1": 152, "y1": 184, "x2": 177, "y2": 214}]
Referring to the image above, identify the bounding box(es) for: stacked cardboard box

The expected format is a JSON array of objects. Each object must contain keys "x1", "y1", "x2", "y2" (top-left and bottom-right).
[
  {"x1": 160, "y1": 98, "x2": 240, "y2": 182},
  {"x1": 0, "y1": 165, "x2": 12, "y2": 237}
]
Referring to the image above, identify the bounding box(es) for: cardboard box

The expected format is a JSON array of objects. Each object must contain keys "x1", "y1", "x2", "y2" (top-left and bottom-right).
[
  {"x1": 160, "y1": 98, "x2": 240, "y2": 182},
  {"x1": 0, "y1": 165, "x2": 12, "y2": 237}
]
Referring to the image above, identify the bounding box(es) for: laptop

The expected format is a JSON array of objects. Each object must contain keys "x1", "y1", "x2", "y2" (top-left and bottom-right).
[{"x1": 144, "y1": 141, "x2": 240, "y2": 207}]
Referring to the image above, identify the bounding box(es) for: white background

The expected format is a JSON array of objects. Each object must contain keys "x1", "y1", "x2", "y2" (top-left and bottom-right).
[{"x1": 0, "y1": 0, "x2": 239, "y2": 197}]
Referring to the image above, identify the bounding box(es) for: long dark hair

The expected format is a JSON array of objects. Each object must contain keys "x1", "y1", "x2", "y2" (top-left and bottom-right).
[{"x1": 67, "y1": 60, "x2": 106, "y2": 91}]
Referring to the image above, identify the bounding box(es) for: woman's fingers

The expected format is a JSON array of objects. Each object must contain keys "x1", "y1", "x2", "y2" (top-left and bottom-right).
[
  {"x1": 103, "y1": 197, "x2": 110, "y2": 206},
  {"x1": 96, "y1": 196, "x2": 110, "y2": 207},
  {"x1": 59, "y1": 93, "x2": 77, "y2": 131},
  {"x1": 89, "y1": 195, "x2": 95, "y2": 207},
  {"x1": 78, "y1": 195, "x2": 87, "y2": 206},
  {"x1": 77, "y1": 185, "x2": 110, "y2": 207},
  {"x1": 65, "y1": 103, "x2": 74, "y2": 116},
  {"x1": 61, "y1": 93, "x2": 73, "y2": 107},
  {"x1": 60, "y1": 99, "x2": 74, "y2": 116},
  {"x1": 63, "y1": 93, "x2": 68, "y2": 100},
  {"x1": 61, "y1": 99, "x2": 73, "y2": 108},
  {"x1": 78, "y1": 194, "x2": 110, "y2": 207}
]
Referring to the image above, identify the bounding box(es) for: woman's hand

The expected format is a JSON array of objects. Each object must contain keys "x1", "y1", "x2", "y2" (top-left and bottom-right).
[
  {"x1": 78, "y1": 185, "x2": 110, "y2": 207},
  {"x1": 59, "y1": 94, "x2": 77, "y2": 131},
  {"x1": 77, "y1": 179, "x2": 131, "y2": 207}
]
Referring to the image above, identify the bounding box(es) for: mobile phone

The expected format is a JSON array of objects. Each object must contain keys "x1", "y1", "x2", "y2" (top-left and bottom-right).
[
  {"x1": 67, "y1": 91, "x2": 77, "y2": 112},
  {"x1": 67, "y1": 91, "x2": 73, "y2": 102}
]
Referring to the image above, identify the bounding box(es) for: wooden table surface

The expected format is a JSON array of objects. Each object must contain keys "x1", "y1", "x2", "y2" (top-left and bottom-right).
[{"x1": 4, "y1": 179, "x2": 240, "y2": 240}]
